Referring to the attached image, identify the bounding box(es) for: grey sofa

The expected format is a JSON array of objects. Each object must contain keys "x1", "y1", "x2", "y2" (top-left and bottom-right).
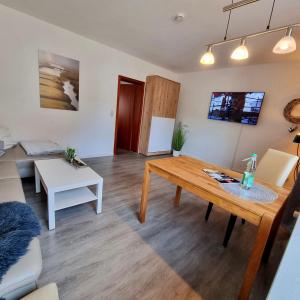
[{"x1": 0, "y1": 158, "x2": 42, "y2": 299}]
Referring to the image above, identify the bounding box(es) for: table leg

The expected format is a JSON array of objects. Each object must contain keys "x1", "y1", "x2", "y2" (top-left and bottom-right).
[
  {"x1": 139, "y1": 164, "x2": 151, "y2": 223},
  {"x1": 35, "y1": 166, "x2": 41, "y2": 193},
  {"x1": 262, "y1": 204, "x2": 285, "y2": 263},
  {"x1": 96, "y1": 179, "x2": 103, "y2": 214},
  {"x1": 174, "y1": 186, "x2": 182, "y2": 207},
  {"x1": 48, "y1": 191, "x2": 55, "y2": 230},
  {"x1": 238, "y1": 213, "x2": 273, "y2": 300}
]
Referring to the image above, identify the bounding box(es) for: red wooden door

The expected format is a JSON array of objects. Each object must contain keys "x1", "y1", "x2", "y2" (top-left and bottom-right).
[
  {"x1": 131, "y1": 84, "x2": 144, "y2": 152},
  {"x1": 117, "y1": 84, "x2": 136, "y2": 151}
]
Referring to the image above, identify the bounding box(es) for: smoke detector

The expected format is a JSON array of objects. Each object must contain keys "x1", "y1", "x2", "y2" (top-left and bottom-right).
[{"x1": 173, "y1": 13, "x2": 185, "y2": 23}]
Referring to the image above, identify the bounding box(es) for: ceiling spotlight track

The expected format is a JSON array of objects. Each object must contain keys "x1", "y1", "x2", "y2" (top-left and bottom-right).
[
  {"x1": 205, "y1": 23, "x2": 300, "y2": 48},
  {"x1": 223, "y1": 0, "x2": 260, "y2": 12},
  {"x1": 200, "y1": 23, "x2": 299, "y2": 65},
  {"x1": 200, "y1": 0, "x2": 298, "y2": 65}
]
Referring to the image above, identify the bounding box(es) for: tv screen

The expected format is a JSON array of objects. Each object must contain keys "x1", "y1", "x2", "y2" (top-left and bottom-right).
[{"x1": 208, "y1": 92, "x2": 265, "y2": 125}]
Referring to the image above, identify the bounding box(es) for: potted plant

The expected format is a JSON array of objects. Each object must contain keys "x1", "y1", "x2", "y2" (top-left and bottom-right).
[
  {"x1": 172, "y1": 123, "x2": 186, "y2": 157},
  {"x1": 65, "y1": 147, "x2": 76, "y2": 163}
]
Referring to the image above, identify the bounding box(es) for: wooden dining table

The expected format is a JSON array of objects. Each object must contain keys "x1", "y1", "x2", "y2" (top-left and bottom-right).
[{"x1": 138, "y1": 156, "x2": 289, "y2": 300}]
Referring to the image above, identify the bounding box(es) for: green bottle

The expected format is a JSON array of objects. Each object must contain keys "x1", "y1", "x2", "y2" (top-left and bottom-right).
[{"x1": 241, "y1": 153, "x2": 257, "y2": 189}]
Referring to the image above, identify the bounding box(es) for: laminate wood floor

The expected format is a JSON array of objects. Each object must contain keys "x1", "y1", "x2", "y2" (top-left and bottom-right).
[{"x1": 22, "y1": 153, "x2": 289, "y2": 300}]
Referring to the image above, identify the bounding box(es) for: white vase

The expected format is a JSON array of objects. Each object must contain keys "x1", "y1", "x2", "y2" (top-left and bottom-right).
[{"x1": 173, "y1": 150, "x2": 181, "y2": 157}]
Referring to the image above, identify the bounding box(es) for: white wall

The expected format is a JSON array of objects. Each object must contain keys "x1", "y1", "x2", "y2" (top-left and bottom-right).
[
  {"x1": 1, "y1": 3, "x2": 299, "y2": 173},
  {"x1": 0, "y1": 4, "x2": 178, "y2": 157},
  {"x1": 177, "y1": 62, "x2": 300, "y2": 177}
]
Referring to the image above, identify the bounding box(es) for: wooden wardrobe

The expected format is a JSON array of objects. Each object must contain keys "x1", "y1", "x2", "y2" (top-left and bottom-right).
[{"x1": 139, "y1": 75, "x2": 180, "y2": 156}]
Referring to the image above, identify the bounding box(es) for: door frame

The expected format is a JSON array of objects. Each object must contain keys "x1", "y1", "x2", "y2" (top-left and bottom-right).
[{"x1": 114, "y1": 75, "x2": 145, "y2": 155}]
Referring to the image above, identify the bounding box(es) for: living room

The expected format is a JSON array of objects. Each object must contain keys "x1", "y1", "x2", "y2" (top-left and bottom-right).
[{"x1": 0, "y1": 1, "x2": 299, "y2": 300}]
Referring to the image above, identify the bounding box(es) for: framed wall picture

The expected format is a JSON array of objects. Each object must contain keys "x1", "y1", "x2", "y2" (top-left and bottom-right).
[{"x1": 38, "y1": 50, "x2": 79, "y2": 111}]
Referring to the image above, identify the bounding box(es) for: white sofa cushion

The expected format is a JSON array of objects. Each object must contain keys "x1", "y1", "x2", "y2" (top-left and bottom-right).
[
  {"x1": 1, "y1": 137, "x2": 17, "y2": 150},
  {"x1": 0, "y1": 127, "x2": 17, "y2": 150},
  {"x1": 20, "y1": 141, "x2": 64, "y2": 156},
  {"x1": 0, "y1": 179, "x2": 25, "y2": 203},
  {"x1": 0, "y1": 162, "x2": 20, "y2": 180},
  {"x1": 0, "y1": 127, "x2": 10, "y2": 139},
  {"x1": 21, "y1": 283, "x2": 59, "y2": 300},
  {"x1": 0, "y1": 238, "x2": 42, "y2": 299}
]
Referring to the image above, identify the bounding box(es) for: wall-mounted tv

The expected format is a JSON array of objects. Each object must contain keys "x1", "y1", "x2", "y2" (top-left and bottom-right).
[{"x1": 208, "y1": 92, "x2": 265, "y2": 125}]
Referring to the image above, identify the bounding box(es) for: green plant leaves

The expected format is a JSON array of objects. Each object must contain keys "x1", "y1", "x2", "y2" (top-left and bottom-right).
[{"x1": 172, "y1": 124, "x2": 186, "y2": 151}]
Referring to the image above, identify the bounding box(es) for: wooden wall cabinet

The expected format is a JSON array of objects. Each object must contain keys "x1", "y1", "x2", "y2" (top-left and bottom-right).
[{"x1": 139, "y1": 75, "x2": 180, "y2": 156}]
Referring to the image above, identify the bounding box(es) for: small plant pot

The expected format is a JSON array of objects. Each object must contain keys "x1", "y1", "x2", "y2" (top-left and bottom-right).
[{"x1": 173, "y1": 150, "x2": 181, "y2": 157}]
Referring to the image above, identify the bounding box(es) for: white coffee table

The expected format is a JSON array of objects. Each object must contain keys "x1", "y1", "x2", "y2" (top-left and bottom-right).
[{"x1": 34, "y1": 159, "x2": 103, "y2": 230}]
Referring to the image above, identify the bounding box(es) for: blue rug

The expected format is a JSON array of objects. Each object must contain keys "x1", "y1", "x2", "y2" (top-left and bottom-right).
[{"x1": 0, "y1": 202, "x2": 41, "y2": 283}]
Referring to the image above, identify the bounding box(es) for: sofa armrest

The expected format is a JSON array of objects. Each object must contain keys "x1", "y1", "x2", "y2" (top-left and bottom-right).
[
  {"x1": 21, "y1": 283, "x2": 59, "y2": 300},
  {"x1": 0, "y1": 238, "x2": 42, "y2": 300}
]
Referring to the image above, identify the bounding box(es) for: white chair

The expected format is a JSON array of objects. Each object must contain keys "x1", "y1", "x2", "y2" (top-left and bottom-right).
[
  {"x1": 205, "y1": 148, "x2": 299, "y2": 247},
  {"x1": 255, "y1": 148, "x2": 299, "y2": 187}
]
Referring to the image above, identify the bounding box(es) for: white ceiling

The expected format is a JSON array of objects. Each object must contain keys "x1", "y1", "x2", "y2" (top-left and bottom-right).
[{"x1": 0, "y1": 0, "x2": 299, "y2": 72}]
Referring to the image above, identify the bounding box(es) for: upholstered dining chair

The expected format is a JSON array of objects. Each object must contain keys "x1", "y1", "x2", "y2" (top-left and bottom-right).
[{"x1": 205, "y1": 148, "x2": 299, "y2": 247}]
